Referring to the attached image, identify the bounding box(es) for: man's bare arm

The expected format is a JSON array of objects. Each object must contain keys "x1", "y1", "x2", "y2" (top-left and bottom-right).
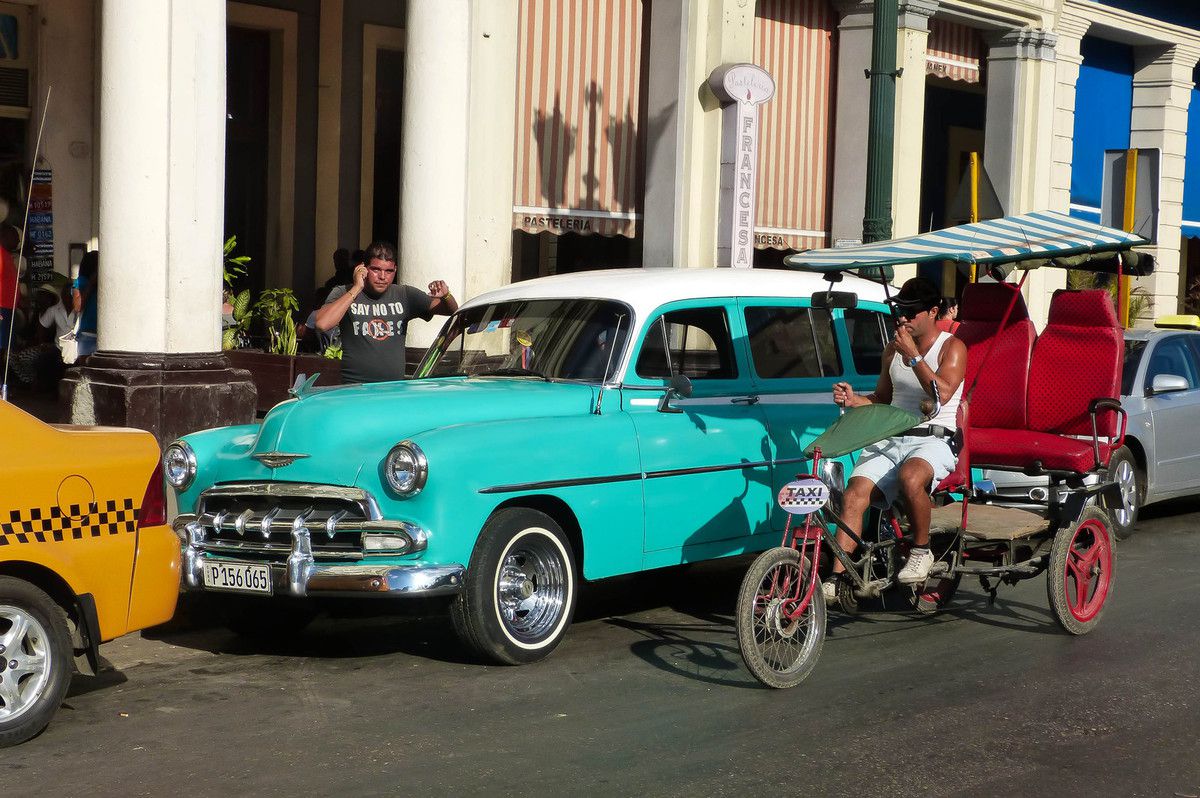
[{"x1": 315, "y1": 265, "x2": 367, "y2": 332}]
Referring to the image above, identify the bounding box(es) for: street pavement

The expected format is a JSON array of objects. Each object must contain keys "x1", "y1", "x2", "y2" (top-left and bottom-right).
[{"x1": 5, "y1": 500, "x2": 1200, "y2": 798}]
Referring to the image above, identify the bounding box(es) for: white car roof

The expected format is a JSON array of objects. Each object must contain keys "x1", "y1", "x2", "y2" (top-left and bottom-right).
[{"x1": 462, "y1": 267, "x2": 891, "y2": 320}]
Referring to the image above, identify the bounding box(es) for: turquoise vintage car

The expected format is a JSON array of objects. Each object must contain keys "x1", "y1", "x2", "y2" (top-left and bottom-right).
[{"x1": 167, "y1": 268, "x2": 888, "y2": 663}]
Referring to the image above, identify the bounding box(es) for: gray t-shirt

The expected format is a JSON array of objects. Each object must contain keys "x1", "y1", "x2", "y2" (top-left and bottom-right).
[{"x1": 324, "y1": 283, "x2": 433, "y2": 383}]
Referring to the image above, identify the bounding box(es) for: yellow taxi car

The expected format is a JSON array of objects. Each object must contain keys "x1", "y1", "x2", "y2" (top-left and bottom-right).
[{"x1": 0, "y1": 401, "x2": 180, "y2": 746}]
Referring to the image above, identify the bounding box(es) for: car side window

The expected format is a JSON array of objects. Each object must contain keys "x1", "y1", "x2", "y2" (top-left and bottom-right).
[
  {"x1": 636, "y1": 306, "x2": 738, "y2": 380},
  {"x1": 744, "y1": 306, "x2": 842, "y2": 378},
  {"x1": 1144, "y1": 336, "x2": 1199, "y2": 391},
  {"x1": 842, "y1": 308, "x2": 888, "y2": 376}
]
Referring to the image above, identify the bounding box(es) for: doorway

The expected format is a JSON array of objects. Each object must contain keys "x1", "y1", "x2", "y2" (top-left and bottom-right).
[{"x1": 919, "y1": 81, "x2": 986, "y2": 294}]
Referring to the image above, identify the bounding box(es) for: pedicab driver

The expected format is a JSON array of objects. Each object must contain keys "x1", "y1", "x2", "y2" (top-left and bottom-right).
[{"x1": 823, "y1": 277, "x2": 967, "y2": 602}]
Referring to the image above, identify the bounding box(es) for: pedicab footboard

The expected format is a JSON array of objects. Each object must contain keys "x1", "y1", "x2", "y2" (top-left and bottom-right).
[{"x1": 930, "y1": 502, "x2": 1050, "y2": 541}]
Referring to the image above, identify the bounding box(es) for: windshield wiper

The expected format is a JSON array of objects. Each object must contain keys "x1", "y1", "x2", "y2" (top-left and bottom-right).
[{"x1": 477, "y1": 367, "x2": 549, "y2": 380}]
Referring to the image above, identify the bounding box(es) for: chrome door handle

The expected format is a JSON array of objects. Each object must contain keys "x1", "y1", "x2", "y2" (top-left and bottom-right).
[{"x1": 731, "y1": 395, "x2": 760, "y2": 405}]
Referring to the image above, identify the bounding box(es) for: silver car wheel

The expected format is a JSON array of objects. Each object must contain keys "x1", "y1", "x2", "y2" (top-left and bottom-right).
[
  {"x1": 495, "y1": 532, "x2": 569, "y2": 643},
  {"x1": 1113, "y1": 459, "x2": 1137, "y2": 528},
  {"x1": 0, "y1": 605, "x2": 52, "y2": 724}
]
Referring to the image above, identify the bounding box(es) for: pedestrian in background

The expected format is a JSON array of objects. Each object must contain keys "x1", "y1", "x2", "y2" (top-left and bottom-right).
[
  {"x1": 0, "y1": 223, "x2": 18, "y2": 363},
  {"x1": 936, "y1": 297, "x2": 960, "y2": 335},
  {"x1": 72, "y1": 250, "x2": 99, "y2": 358}
]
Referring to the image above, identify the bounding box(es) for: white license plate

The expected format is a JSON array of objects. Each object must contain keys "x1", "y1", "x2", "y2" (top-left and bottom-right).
[{"x1": 203, "y1": 561, "x2": 273, "y2": 595}]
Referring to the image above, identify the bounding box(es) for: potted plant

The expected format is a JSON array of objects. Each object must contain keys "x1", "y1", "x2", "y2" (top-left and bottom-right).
[{"x1": 222, "y1": 239, "x2": 342, "y2": 414}]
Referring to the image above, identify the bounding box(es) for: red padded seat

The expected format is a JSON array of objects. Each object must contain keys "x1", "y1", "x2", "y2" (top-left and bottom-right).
[
  {"x1": 971, "y1": 289, "x2": 1122, "y2": 473},
  {"x1": 955, "y1": 282, "x2": 1036, "y2": 430},
  {"x1": 970, "y1": 428, "x2": 1109, "y2": 473}
]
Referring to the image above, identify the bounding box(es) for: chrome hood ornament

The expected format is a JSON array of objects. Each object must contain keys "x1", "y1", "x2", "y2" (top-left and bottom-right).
[{"x1": 252, "y1": 452, "x2": 311, "y2": 469}]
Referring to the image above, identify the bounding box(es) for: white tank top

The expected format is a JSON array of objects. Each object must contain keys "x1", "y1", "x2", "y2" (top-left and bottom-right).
[{"x1": 889, "y1": 331, "x2": 962, "y2": 430}]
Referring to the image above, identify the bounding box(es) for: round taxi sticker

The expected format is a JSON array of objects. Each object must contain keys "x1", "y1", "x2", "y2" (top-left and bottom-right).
[{"x1": 777, "y1": 478, "x2": 829, "y2": 515}]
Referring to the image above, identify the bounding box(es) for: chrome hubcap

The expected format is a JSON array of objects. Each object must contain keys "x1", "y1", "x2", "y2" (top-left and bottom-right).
[
  {"x1": 1113, "y1": 460, "x2": 1137, "y2": 527},
  {"x1": 496, "y1": 533, "x2": 568, "y2": 643},
  {"x1": 0, "y1": 606, "x2": 52, "y2": 723}
]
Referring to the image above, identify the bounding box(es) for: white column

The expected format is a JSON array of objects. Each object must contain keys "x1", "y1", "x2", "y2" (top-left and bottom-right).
[
  {"x1": 1130, "y1": 44, "x2": 1200, "y2": 320},
  {"x1": 644, "y1": 0, "x2": 755, "y2": 270},
  {"x1": 831, "y1": 0, "x2": 934, "y2": 284},
  {"x1": 892, "y1": 0, "x2": 936, "y2": 245},
  {"x1": 829, "y1": 1, "x2": 874, "y2": 248},
  {"x1": 400, "y1": 0, "x2": 470, "y2": 348},
  {"x1": 98, "y1": 0, "x2": 225, "y2": 353},
  {"x1": 1048, "y1": 15, "x2": 1089, "y2": 215},
  {"x1": 984, "y1": 28, "x2": 1060, "y2": 326},
  {"x1": 463, "y1": 0, "x2": 519, "y2": 299},
  {"x1": 984, "y1": 29, "x2": 1057, "y2": 215}
]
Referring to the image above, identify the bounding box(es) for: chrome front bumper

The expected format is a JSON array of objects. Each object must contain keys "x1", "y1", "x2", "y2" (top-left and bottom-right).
[{"x1": 173, "y1": 514, "x2": 464, "y2": 598}]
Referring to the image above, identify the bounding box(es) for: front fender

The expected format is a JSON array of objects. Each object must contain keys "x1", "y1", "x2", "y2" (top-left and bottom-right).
[
  {"x1": 175, "y1": 424, "x2": 262, "y2": 513},
  {"x1": 365, "y1": 412, "x2": 644, "y2": 580}
]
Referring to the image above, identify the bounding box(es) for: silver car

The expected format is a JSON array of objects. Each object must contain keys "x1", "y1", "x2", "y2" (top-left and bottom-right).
[{"x1": 985, "y1": 325, "x2": 1200, "y2": 539}]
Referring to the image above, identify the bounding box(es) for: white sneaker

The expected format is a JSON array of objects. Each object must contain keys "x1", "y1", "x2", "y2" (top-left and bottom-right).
[
  {"x1": 821, "y1": 578, "x2": 838, "y2": 602},
  {"x1": 898, "y1": 547, "x2": 934, "y2": 584}
]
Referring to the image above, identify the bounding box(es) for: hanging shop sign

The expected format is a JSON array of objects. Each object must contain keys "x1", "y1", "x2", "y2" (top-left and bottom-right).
[
  {"x1": 708, "y1": 63, "x2": 775, "y2": 268},
  {"x1": 26, "y1": 166, "x2": 54, "y2": 283}
]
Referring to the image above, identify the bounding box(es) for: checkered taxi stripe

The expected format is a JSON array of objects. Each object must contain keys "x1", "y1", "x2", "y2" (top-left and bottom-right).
[{"x1": 0, "y1": 499, "x2": 139, "y2": 546}]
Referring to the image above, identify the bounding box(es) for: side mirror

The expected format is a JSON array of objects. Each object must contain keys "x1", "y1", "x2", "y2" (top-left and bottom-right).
[
  {"x1": 657, "y1": 373, "x2": 693, "y2": 413},
  {"x1": 1150, "y1": 373, "x2": 1190, "y2": 395},
  {"x1": 810, "y1": 290, "x2": 858, "y2": 310}
]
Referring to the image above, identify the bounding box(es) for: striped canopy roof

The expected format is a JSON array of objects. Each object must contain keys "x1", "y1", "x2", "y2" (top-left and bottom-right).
[{"x1": 784, "y1": 211, "x2": 1148, "y2": 272}]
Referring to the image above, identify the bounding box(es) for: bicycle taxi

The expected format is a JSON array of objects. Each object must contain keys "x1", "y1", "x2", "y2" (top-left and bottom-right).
[{"x1": 736, "y1": 210, "x2": 1151, "y2": 688}]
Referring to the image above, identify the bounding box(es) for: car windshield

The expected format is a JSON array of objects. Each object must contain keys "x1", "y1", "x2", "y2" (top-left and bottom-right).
[
  {"x1": 1122, "y1": 339, "x2": 1146, "y2": 397},
  {"x1": 418, "y1": 298, "x2": 632, "y2": 382}
]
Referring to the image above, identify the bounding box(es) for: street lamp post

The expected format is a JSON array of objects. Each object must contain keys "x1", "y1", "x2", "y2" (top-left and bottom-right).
[{"x1": 862, "y1": 0, "x2": 899, "y2": 244}]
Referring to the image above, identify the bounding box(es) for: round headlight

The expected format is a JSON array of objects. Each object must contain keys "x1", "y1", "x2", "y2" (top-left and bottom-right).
[
  {"x1": 385, "y1": 441, "x2": 428, "y2": 496},
  {"x1": 163, "y1": 441, "x2": 197, "y2": 490}
]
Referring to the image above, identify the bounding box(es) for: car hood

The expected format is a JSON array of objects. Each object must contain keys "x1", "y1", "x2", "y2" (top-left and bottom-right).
[{"x1": 242, "y1": 377, "x2": 598, "y2": 482}]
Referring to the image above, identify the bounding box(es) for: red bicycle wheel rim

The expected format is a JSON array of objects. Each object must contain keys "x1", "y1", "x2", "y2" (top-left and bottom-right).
[{"x1": 1064, "y1": 518, "x2": 1113, "y2": 623}]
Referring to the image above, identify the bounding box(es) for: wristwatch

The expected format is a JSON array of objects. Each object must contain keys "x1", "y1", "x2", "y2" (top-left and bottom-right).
[{"x1": 907, "y1": 354, "x2": 924, "y2": 368}]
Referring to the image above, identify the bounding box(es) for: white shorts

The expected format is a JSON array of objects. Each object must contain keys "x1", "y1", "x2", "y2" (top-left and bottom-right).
[{"x1": 850, "y1": 435, "x2": 958, "y2": 507}]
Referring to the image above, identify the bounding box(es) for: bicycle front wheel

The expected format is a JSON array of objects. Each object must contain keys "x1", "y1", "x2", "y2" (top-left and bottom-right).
[{"x1": 736, "y1": 546, "x2": 826, "y2": 689}]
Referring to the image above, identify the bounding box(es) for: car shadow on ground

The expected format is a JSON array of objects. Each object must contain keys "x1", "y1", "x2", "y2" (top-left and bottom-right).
[{"x1": 142, "y1": 560, "x2": 755, "y2": 666}]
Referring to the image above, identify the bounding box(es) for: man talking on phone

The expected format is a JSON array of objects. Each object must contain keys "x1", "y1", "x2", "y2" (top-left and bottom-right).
[
  {"x1": 823, "y1": 277, "x2": 967, "y2": 602},
  {"x1": 316, "y1": 240, "x2": 458, "y2": 383}
]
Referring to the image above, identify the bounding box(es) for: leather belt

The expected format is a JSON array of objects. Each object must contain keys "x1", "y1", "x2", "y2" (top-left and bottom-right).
[{"x1": 900, "y1": 424, "x2": 955, "y2": 439}]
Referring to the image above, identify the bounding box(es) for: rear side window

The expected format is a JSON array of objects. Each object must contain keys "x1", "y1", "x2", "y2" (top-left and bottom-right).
[
  {"x1": 636, "y1": 307, "x2": 738, "y2": 380},
  {"x1": 843, "y1": 308, "x2": 889, "y2": 375},
  {"x1": 744, "y1": 306, "x2": 842, "y2": 378}
]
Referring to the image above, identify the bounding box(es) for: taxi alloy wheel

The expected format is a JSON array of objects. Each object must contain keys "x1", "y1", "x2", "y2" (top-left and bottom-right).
[
  {"x1": 0, "y1": 577, "x2": 74, "y2": 748},
  {"x1": 451, "y1": 508, "x2": 577, "y2": 665}
]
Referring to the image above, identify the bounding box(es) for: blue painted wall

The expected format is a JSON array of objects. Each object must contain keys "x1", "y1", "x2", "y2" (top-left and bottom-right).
[
  {"x1": 1070, "y1": 37, "x2": 1134, "y2": 222},
  {"x1": 1185, "y1": 65, "x2": 1200, "y2": 238}
]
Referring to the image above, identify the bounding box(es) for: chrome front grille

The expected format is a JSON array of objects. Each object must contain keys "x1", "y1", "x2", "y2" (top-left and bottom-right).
[{"x1": 197, "y1": 484, "x2": 374, "y2": 561}]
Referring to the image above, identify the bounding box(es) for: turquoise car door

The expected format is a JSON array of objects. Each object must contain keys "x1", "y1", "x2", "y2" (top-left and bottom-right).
[
  {"x1": 623, "y1": 301, "x2": 775, "y2": 558},
  {"x1": 738, "y1": 299, "x2": 890, "y2": 530}
]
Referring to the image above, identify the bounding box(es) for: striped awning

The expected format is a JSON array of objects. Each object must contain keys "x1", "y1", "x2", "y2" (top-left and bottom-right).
[
  {"x1": 752, "y1": 0, "x2": 836, "y2": 252},
  {"x1": 784, "y1": 211, "x2": 1149, "y2": 271},
  {"x1": 512, "y1": 0, "x2": 645, "y2": 238},
  {"x1": 926, "y1": 20, "x2": 983, "y2": 84}
]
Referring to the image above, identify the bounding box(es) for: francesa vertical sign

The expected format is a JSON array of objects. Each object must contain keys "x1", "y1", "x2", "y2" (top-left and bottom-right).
[{"x1": 708, "y1": 64, "x2": 774, "y2": 269}]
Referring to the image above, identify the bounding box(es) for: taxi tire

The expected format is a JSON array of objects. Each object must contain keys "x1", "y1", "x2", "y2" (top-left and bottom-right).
[
  {"x1": 450, "y1": 508, "x2": 577, "y2": 665},
  {"x1": 0, "y1": 577, "x2": 73, "y2": 748}
]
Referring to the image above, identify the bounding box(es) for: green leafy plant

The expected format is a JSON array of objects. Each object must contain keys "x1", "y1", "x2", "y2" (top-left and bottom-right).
[
  {"x1": 223, "y1": 235, "x2": 250, "y2": 288},
  {"x1": 1067, "y1": 270, "x2": 1152, "y2": 325},
  {"x1": 254, "y1": 288, "x2": 300, "y2": 356},
  {"x1": 222, "y1": 288, "x2": 253, "y2": 350},
  {"x1": 322, "y1": 341, "x2": 343, "y2": 360}
]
